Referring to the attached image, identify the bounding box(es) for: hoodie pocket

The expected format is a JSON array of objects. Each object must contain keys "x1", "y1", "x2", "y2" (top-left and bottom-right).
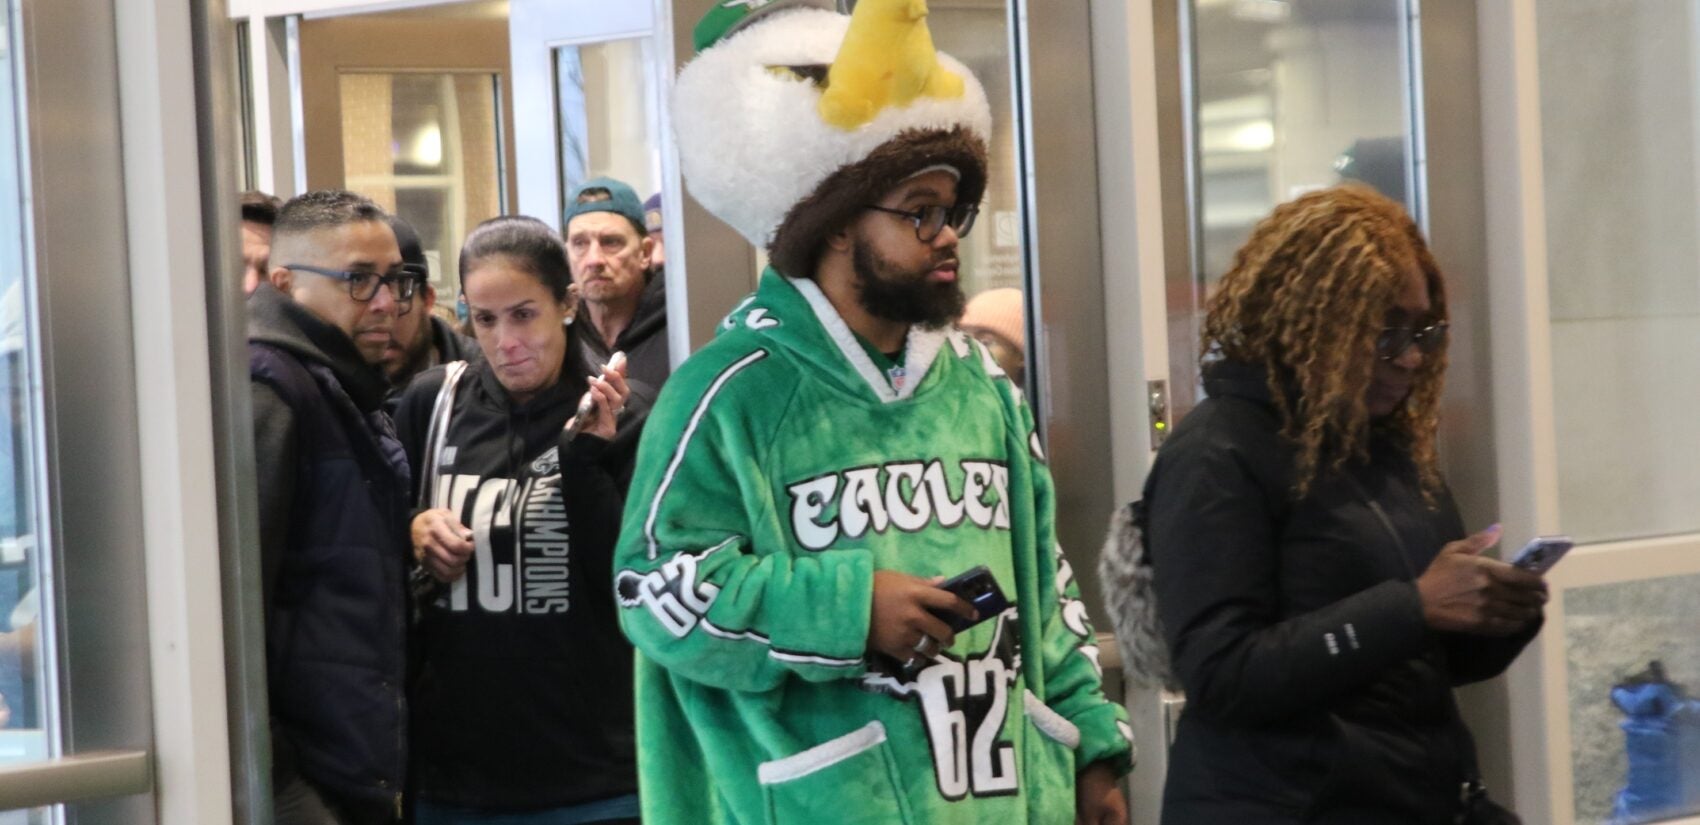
[
  {"x1": 1022, "y1": 690, "x2": 1079, "y2": 818},
  {"x1": 758, "y1": 721, "x2": 911, "y2": 825}
]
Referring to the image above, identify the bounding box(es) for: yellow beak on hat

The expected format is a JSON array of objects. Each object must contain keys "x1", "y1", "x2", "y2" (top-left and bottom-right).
[{"x1": 818, "y1": 0, "x2": 966, "y2": 130}]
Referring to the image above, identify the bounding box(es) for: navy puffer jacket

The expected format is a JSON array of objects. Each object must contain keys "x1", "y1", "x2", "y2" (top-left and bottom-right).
[{"x1": 249, "y1": 284, "x2": 411, "y2": 807}]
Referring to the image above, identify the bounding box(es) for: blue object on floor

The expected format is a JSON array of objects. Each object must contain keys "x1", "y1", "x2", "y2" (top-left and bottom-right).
[{"x1": 1610, "y1": 662, "x2": 1700, "y2": 824}]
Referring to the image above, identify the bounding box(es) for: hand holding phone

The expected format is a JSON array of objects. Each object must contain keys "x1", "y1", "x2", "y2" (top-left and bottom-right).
[
  {"x1": 927, "y1": 565, "x2": 1012, "y2": 633},
  {"x1": 564, "y1": 351, "x2": 628, "y2": 440},
  {"x1": 1510, "y1": 535, "x2": 1573, "y2": 574},
  {"x1": 1418, "y1": 525, "x2": 1548, "y2": 636}
]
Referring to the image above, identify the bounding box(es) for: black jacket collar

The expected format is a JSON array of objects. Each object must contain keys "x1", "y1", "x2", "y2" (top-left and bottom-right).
[{"x1": 1201, "y1": 360, "x2": 1286, "y2": 408}]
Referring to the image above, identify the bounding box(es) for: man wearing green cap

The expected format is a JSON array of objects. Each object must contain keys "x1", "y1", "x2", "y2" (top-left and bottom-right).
[
  {"x1": 613, "y1": 2, "x2": 1131, "y2": 823},
  {"x1": 563, "y1": 177, "x2": 670, "y2": 401}
]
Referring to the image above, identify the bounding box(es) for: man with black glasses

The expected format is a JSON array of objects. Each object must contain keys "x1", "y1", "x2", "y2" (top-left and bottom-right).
[{"x1": 247, "y1": 189, "x2": 414, "y2": 825}]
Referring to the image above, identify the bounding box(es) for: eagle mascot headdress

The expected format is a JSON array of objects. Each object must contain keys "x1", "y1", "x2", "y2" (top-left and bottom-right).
[{"x1": 673, "y1": 0, "x2": 994, "y2": 276}]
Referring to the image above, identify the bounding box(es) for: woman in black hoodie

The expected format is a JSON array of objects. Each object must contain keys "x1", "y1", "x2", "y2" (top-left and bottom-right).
[
  {"x1": 1141, "y1": 186, "x2": 1547, "y2": 824},
  {"x1": 394, "y1": 216, "x2": 638, "y2": 825}
]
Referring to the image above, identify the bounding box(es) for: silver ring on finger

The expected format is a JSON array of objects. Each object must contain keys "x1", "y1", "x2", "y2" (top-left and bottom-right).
[{"x1": 913, "y1": 634, "x2": 940, "y2": 660}]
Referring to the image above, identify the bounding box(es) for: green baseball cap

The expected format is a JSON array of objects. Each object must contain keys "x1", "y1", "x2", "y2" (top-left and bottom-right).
[
  {"x1": 693, "y1": 0, "x2": 843, "y2": 54},
  {"x1": 564, "y1": 176, "x2": 647, "y2": 234}
]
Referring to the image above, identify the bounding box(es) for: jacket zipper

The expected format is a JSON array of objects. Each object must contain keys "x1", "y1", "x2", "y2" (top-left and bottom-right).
[{"x1": 1341, "y1": 472, "x2": 1417, "y2": 578}]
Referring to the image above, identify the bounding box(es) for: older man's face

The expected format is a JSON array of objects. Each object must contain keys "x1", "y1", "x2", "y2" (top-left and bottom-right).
[{"x1": 566, "y1": 212, "x2": 653, "y2": 307}]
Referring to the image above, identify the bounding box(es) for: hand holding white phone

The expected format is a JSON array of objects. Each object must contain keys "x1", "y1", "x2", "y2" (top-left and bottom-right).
[
  {"x1": 1509, "y1": 535, "x2": 1573, "y2": 574},
  {"x1": 564, "y1": 351, "x2": 628, "y2": 440}
]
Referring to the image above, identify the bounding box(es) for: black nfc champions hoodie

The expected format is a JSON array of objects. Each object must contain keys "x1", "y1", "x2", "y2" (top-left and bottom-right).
[{"x1": 393, "y1": 358, "x2": 635, "y2": 811}]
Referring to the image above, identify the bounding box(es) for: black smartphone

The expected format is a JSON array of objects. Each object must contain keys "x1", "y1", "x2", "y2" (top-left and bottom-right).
[{"x1": 930, "y1": 565, "x2": 1012, "y2": 633}]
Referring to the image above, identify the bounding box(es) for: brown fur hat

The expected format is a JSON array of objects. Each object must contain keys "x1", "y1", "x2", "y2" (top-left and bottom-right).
[{"x1": 766, "y1": 126, "x2": 988, "y2": 277}]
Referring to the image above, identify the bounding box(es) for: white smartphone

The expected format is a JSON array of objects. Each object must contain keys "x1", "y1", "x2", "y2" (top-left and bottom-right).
[{"x1": 1510, "y1": 535, "x2": 1573, "y2": 574}]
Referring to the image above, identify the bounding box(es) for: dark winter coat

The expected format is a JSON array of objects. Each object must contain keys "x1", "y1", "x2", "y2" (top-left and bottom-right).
[
  {"x1": 382, "y1": 314, "x2": 479, "y2": 418},
  {"x1": 248, "y1": 283, "x2": 411, "y2": 808},
  {"x1": 392, "y1": 357, "x2": 636, "y2": 811},
  {"x1": 1143, "y1": 361, "x2": 1539, "y2": 824},
  {"x1": 427, "y1": 315, "x2": 477, "y2": 367},
  {"x1": 568, "y1": 268, "x2": 670, "y2": 395}
]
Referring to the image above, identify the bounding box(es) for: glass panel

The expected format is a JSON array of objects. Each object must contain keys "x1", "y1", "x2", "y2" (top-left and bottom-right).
[
  {"x1": 1565, "y1": 574, "x2": 1700, "y2": 824},
  {"x1": 0, "y1": 808, "x2": 51, "y2": 824},
  {"x1": 1174, "y1": 0, "x2": 1417, "y2": 414},
  {"x1": 0, "y1": 0, "x2": 54, "y2": 770},
  {"x1": 919, "y1": 6, "x2": 1029, "y2": 390},
  {"x1": 1538, "y1": 0, "x2": 1700, "y2": 544},
  {"x1": 929, "y1": 6, "x2": 1024, "y2": 301},
  {"x1": 235, "y1": 21, "x2": 255, "y2": 191},
  {"x1": 553, "y1": 38, "x2": 659, "y2": 228},
  {"x1": 339, "y1": 71, "x2": 504, "y2": 296}
]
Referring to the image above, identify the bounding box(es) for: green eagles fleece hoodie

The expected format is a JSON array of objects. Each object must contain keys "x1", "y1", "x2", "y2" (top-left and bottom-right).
[{"x1": 615, "y1": 270, "x2": 1133, "y2": 824}]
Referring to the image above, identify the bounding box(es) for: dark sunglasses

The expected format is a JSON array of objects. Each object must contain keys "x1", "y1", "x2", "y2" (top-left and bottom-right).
[
  {"x1": 862, "y1": 203, "x2": 979, "y2": 243},
  {"x1": 1376, "y1": 320, "x2": 1449, "y2": 361}
]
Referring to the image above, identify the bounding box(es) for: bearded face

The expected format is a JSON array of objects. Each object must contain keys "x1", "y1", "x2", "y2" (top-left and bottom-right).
[
  {"x1": 850, "y1": 237, "x2": 964, "y2": 328},
  {"x1": 844, "y1": 168, "x2": 968, "y2": 328}
]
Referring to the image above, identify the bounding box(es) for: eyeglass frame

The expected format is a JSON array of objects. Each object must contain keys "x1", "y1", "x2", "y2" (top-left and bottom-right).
[
  {"x1": 282, "y1": 262, "x2": 425, "y2": 308},
  {"x1": 1376, "y1": 320, "x2": 1449, "y2": 361},
  {"x1": 862, "y1": 203, "x2": 980, "y2": 243}
]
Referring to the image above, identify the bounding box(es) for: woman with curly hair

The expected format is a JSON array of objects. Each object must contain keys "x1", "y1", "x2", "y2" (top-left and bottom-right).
[{"x1": 1142, "y1": 185, "x2": 1546, "y2": 823}]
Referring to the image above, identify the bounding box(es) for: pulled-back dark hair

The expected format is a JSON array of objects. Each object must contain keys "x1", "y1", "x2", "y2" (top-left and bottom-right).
[
  {"x1": 459, "y1": 215, "x2": 572, "y2": 302},
  {"x1": 240, "y1": 190, "x2": 283, "y2": 226},
  {"x1": 274, "y1": 189, "x2": 386, "y2": 240}
]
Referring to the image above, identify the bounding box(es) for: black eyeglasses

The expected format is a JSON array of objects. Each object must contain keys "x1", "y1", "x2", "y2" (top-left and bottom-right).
[
  {"x1": 1376, "y1": 320, "x2": 1449, "y2": 361},
  {"x1": 863, "y1": 203, "x2": 979, "y2": 243},
  {"x1": 284, "y1": 263, "x2": 424, "y2": 304}
]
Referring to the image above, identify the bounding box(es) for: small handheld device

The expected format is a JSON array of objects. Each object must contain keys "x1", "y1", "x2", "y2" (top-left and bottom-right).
[
  {"x1": 563, "y1": 351, "x2": 628, "y2": 440},
  {"x1": 929, "y1": 565, "x2": 1012, "y2": 633},
  {"x1": 1510, "y1": 535, "x2": 1573, "y2": 574}
]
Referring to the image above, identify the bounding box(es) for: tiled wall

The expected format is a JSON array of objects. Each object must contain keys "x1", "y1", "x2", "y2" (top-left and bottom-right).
[
  {"x1": 338, "y1": 73, "x2": 396, "y2": 210},
  {"x1": 454, "y1": 74, "x2": 500, "y2": 236}
]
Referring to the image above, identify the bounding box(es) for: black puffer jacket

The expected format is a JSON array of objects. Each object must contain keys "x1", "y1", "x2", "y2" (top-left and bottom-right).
[
  {"x1": 1143, "y1": 361, "x2": 1539, "y2": 824},
  {"x1": 248, "y1": 283, "x2": 411, "y2": 807}
]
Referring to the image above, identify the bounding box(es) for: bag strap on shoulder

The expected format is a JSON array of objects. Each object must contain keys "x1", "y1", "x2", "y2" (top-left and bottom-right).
[{"x1": 417, "y1": 360, "x2": 469, "y2": 510}]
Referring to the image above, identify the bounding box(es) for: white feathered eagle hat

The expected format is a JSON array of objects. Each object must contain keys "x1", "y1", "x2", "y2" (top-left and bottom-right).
[{"x1": 673, "y1": 0, "x2": 994, "y2": 277}]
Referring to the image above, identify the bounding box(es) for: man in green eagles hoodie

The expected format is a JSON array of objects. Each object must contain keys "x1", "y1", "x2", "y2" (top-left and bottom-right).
[{"x1": 614, "y1": 2, "x2": 1133, "y2": 823}]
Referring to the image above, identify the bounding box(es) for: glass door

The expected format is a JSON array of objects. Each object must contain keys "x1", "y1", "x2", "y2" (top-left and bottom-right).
[
  {"x1": 1496, "y1": 1, "x2": 1700, "y2": 822},
  {"x1": 339, "y1": 70, "x2": 506, "y2": 296},
  {"x1": 1172, "y1": 0, "x2": 1423, "y2": 417},
  {"x1": 552, "y1": 37, "x2": 661, "y2": 227},
  {"x1": 508, "y1": 0, "x2": 655, "y2": 231}
]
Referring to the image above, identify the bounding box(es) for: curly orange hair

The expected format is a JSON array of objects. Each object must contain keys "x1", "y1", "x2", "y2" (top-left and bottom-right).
[{"x1": 1201, "y1": 184, "x2": 1447, "y2": 497}]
